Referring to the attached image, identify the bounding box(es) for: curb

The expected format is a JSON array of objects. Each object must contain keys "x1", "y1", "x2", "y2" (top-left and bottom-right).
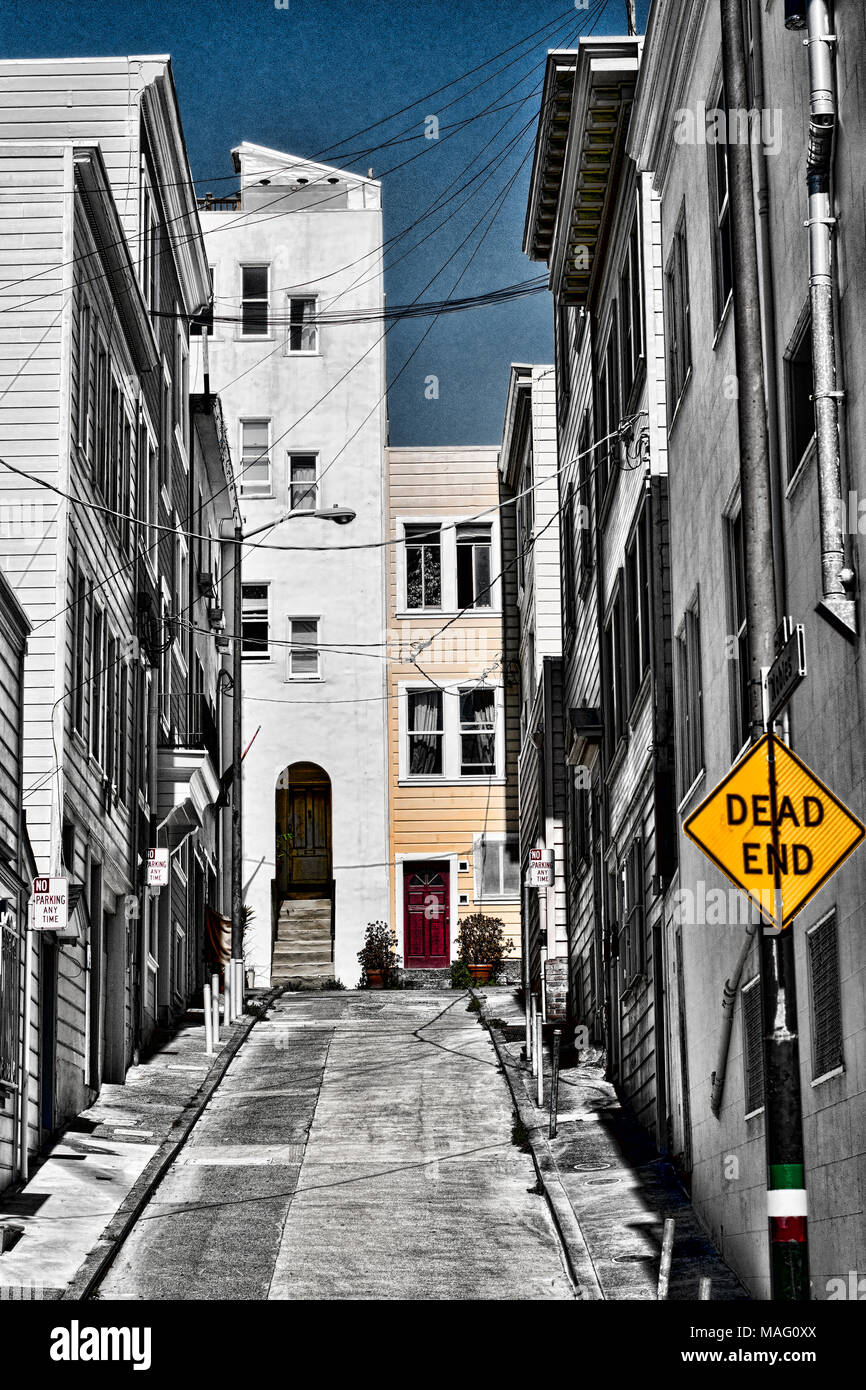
[
  {"x1": 485, "y1": 1013, "x2": 604, "y2": 1301},
  {"x1": 63, "y1": 985, "x2": 287, "y2": 1301}
]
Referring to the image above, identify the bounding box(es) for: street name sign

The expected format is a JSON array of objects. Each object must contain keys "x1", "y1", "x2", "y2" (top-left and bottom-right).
[
  {"x1": 683, "y1": 734, "x2": 864, "y2": 927},
  {"x1": 527, "y1": 848, "x2": 554, "y2": 887},
  {"x1": 32, "y1": 877, "x2": 68, "y2": 932},
  {"x1": 147, "y1": 849, "x2": 169, "y2": 887},
  {"x1": 766, "y1": 623, "x2": 806, "y2": 722}
]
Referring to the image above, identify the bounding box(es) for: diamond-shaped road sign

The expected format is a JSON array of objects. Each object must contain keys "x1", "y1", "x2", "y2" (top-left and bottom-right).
[{"x1": 683, "y1": 734, "x2": 865, "y2": 928}]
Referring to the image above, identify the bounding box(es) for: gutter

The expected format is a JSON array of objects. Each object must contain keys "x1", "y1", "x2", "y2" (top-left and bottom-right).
[{"x1": 800, "y1": 0, "x2": 855, "y2": 636}]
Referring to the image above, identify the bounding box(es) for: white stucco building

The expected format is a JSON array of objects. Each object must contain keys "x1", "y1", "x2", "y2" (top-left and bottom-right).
[{"x1": 192, "y1": 143, "x2": 390, "y2": 987}]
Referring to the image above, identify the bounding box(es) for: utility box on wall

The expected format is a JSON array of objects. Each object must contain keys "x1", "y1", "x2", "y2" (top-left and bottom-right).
[{"x1": 544, "y1": 956, "x2": 568, "y2": 1024}]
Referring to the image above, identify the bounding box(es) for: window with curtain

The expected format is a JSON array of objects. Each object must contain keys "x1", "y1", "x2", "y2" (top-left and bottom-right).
[
  {"x1": 459, "y1": 687, "x2": 496, "y2": 776},
  {"x1": 289, "y1": 454, "x2": 318, "y2": 511},
  {"x1": 405, "y1": 524, "x2": 441, "y2": 609},
  {"x1": 408, "y1": 690, "x2": 443, "y2": 774},
  {"x1": 289, "y1": 618, "x2": 319, "y2": 678},
  {"x1": 456, "y1": 523, "x2": 492, "y2": 608},
  {"x1": 288, "y1": 296, "x2": 317, "y2": 352}
]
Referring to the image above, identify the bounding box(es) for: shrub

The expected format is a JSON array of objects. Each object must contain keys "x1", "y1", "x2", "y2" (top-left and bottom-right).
[
  {"x1": 450, "y1": 960, "x2": 474, "y2": 990},
  {"x1": 357, "y1": 921, "x2": 400, "y2": 986},
  {"x1": 322, "y1": 977, "x2": 346, "y2": 991},
  {"x1": 456, "y1": 913, "x2": 512, "y2": 973}
]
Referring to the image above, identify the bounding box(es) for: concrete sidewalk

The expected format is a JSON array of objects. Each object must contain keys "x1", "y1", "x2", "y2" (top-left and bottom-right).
[
  {"x1": 483, "y1": 989, "x2": 751, "y2": 1301},
  {"x1": 0, "y1": 1007, "x2": 247, "y2": 1299}
]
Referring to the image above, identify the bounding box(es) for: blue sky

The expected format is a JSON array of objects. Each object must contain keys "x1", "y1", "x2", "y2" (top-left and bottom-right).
[{"x1": 5, "y1": 0, "x2": 649, "y2": 444}]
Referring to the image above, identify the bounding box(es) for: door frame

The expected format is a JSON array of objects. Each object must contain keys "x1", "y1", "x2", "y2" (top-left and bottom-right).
[
  {"x1": 276, "y1": 763, "x2": 332, "y2": 899},
  {"x1": 395, "y1": 852, "x2": 459, "y2": 966}
]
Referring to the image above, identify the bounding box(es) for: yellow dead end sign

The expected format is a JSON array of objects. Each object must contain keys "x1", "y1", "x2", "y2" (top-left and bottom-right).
[{"x1": 683, "y1": 734, "x2": 865, "y2": 928}]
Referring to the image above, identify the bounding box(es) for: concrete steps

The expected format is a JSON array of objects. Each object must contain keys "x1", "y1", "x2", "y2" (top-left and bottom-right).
[{"x1": 272, "y1": 898, "x2": 333, "y2": 985}]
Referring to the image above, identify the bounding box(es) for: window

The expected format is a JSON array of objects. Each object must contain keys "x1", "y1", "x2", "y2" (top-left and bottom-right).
[
  {"x1": 118, "y1": 660, "x2": 129, "y2": 804},
  {"x1": 71, "y1": 563, "x2": 88, "y2": 736},
  {"x1": 624, "y1": 505, "x2": 651, "y2": 706},
  {"x1": 567, "y1": 768, "x2": 591, "y2": 876},
  {"x1": 190, "y1": 267, "x2": 215, "y2": 336},
  {"x1": 807, "y1": 912, "x2": 843, "y2": 1080},
  {"x1": 675, "y1": 594, "x2": 704, "y2": 796},
  {"x1": 405, "y1": 524, "x2": 441, "y2": 609},
  {"x1": 174, "y1": 318, "x2": 189, "y2": 453},
  {"x1": 459, "y1": 687, "x2": 496, "y2": 776},
  {"x1": 140, "y1": 173, "x2": 159, "y2": 311},
  {"x1": 598, "y1": 314, "x2": 621, "y2": 496},
  {"x1": 95, "y1": 345, "x2": 107, "y2": 494},
  {"x1": 742, "y1": 975, "x2": 765, "y2": 1115},
  {"x1": 562, "y1": 485, "x2": 577, "y2": 636},
  {"x1": 709, "y1": 83, "x2": 733, "y2": 323},
  {"x1": 517, "y1": 448, "x2": 534, "y2": 590},
  {"x1": 603, "y1": 586, "x2": 627, "y2": 756},
  {"x1": 665, "y1": 208, "x2": 692, "y2": 409},
  {"x1": 785, "y1": 311, "x2": 815, "y2": 479},
  {"x1": 239, "y1": 420, "x2": 271, "y2": 497},
  {"x1": 76, "y1": 298, "x2": 91, "y2": 449},
  {"x1": 577, "y1": 410, "x2": 593, "y2": 582},
  {"x1": 475, "y1": 834, "x2": 520, "y2": 901},
  {"x1": 619, "y1": 214, "x2": 643, "y2": 403},
  {"x1": 620, "y1": 836, "x2": 646, "y2": 984},
  {"x1": 121, "y1": 414, "x2": 133, "y2": 554},
  {"x1": 287, "y1": 296, "x2": 317, "y2": 353},
  {"x1": 108, "y1": 378, "x2": 120, "y2": 515},
  {"x1": 288, "y1": 617, "x2": 319, "y2": 679},
  {"x1": 726, "y1": 507, "x2": 750, "y2": 757},
  {"x1": 241, "y1": 584, "x2": 269, "y2": 661},
  {"x1": 289, "y1": 453, "x2": 318, "y2": 511},
  {"x1": 0, "y1": 893, "x2": 18, "y2": 1088},
  {"x1": 557, "y1": 301, "x2": 572, "y2": 413},
  {"x1": 408, "y1": 690, "x2": 444, "y2": 775},
  {"x1": 106, "y1": 633, "x2": 119, "y2": 785},
  {"x1": 160, "y1": 372, "x2": 171, "y2": 493},
  {"x1": 456, "y1": 523, "x2": 492, "y2": 609},
  {"x1": 89, "y1": 603, "x2": 106, "y2": 764},
  {"x1": 241, "y1": 265, "x2": 269, "y2": 336}
]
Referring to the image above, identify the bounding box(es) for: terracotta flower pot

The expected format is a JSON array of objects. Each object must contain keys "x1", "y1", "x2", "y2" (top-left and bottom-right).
[
  {"x1": 467, "y1": 963, "x2": 493, "y2": 984},
  {"x1": 367, "y1": 969, "x2": 385, "y2": 989}
]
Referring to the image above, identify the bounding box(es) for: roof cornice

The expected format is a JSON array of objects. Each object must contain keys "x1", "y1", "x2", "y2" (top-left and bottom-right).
[
  {"x1": 628, "y1": 0, "x2": 710, "y2": 189},
  {"x1": 74, "y1": 145, "x2": 159, "y2": 375}
]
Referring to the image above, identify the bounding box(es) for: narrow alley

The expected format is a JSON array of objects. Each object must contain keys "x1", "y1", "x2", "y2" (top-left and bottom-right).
[{"x1": 96, "y1": 993, "x2": 575, "y2": 1301}]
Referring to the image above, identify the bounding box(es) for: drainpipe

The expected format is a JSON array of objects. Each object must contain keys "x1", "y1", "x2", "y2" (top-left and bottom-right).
[{"x1": 799, "y1": 0, "x2": 855, "y2": 636}]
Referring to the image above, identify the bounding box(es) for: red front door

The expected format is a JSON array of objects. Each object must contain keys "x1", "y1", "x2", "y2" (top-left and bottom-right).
[{"x1": 404, "y1": 863, "x2": 450, "y2": 968}]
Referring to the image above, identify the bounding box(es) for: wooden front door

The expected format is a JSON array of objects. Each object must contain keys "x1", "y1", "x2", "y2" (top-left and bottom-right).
[
  {"x1": 276, "y1": 764, "x2": 331, "y2": 897},
  {"x1": 404, "y1": 863, "x2": 450, "y2": 968}
]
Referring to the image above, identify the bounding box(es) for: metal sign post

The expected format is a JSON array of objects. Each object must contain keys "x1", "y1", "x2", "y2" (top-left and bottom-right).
[{"x1": 683, "y1": 679, "x2": 865, "y2": 1299}]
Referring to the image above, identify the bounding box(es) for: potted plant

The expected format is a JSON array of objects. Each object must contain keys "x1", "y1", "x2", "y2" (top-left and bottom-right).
[
  {"x1": 357, "y1": 921, "x2": 400, "y2": 988},
  {"x1": 456, "y1": 913, "x2": 512, "y2": 984}
]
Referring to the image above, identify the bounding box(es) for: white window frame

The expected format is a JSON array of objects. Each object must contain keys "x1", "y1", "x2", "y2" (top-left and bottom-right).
[
  {"x1": 241, "y1": 581, "x2": 270, "y2": 662},
  {"x1": 473, "y1": 832, "x2": 520, "y2": 903},
  {"x1": 239, "y1": 262, "x2": 271, "y2": 339},
  {"x1": 398, "y1": 679, "x2": 505, "y2": 784},
  {"x1": 285, "y1": 293, "x2": 319, "y2": 355},
  {"x1": 238, "y1": 418, "x2": 272, "y2": 498},
  {"x1": 396, "y1": 515, "x2": 502, "y2": 618},
  {"x1": 287, "y1": 615, "x2": 321, "y2": 681}
]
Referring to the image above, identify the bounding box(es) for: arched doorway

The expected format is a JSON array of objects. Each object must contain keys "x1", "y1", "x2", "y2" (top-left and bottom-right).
[{"x1": 275, "y1": 762, "x2": 332, "y2": 899}]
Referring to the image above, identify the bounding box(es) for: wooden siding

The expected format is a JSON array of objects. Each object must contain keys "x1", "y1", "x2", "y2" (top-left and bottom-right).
[{"x1": 386, "y1": 448, "x2": 520, "y2": 956}]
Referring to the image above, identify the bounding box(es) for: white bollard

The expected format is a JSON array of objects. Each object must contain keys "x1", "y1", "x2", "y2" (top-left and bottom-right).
[
  {"x1": 234, "y1": 959, "x2": 245, "y2": 1016},
  {"x1": 211, "y1": 972, "x2": 220, "y2": 1041},
  {"x1": 535, "y1": 1004, "x2": 543, "y2": 1107},
  {"x1": 540, "y1": 946, "x2": 548, "y2": 1023},
  {"x1": 225, "y1": 961, "x2": 232, "y2": 1026},
  {"x1": 203, "y1": 980, "x2": 214, "y2": 1055},
  {"x1": 699, "y1": 1276, "x2": 712, "y2": 1300},
  {"x1": 658, "y1": 1218, "x2": 676, "y2": 1299}
]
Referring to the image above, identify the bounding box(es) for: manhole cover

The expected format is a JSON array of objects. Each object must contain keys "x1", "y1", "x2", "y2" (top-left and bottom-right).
[
  {"x1": 585, "y1": 1176, "x2": 622, "y2": 1186},
  {"x1": 613, "y1": 1253, "x2": 657, "y2": 1263},
  {"x1": 573, "y1": 1162, "x2": 612, "y2": 1172}
]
